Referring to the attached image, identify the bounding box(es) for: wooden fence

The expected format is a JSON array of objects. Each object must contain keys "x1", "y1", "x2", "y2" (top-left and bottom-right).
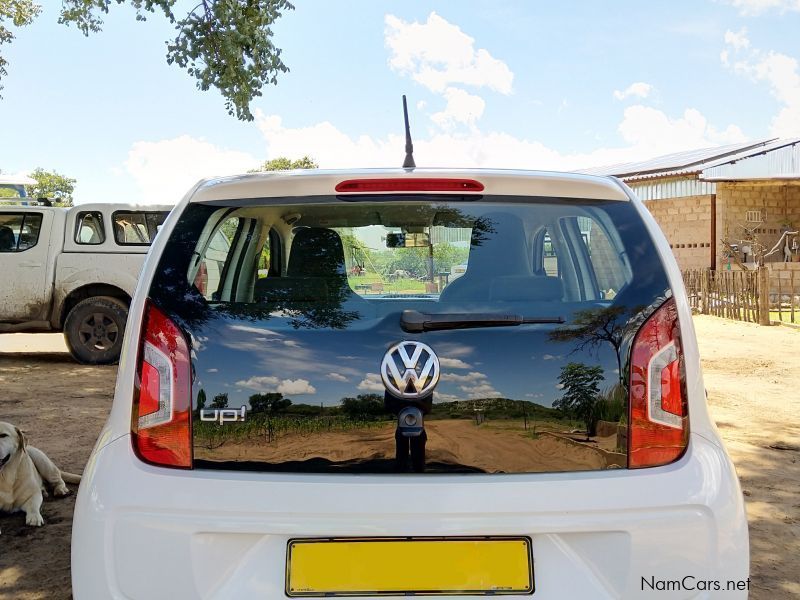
[
  {"x1": 682, "y1": 267, "x2": 799, "y2": 325},
  {"x1": 770, "y1": 269, "x2": 800, "y2": 325}
]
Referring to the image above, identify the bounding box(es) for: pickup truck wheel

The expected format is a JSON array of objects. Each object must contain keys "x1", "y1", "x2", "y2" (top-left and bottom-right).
[{"x1": 64, "y1": 296, "x2": 128, "y2": 365}]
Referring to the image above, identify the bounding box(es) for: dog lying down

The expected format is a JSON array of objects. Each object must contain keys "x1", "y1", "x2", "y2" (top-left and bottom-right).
[{"x1": 0, "y1": 421, "x2": 81, "y2": 533}]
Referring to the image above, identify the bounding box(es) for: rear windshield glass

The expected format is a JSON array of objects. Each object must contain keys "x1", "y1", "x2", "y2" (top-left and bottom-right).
[{"x1": 151, "y1": 196, "x2": 671, "y2": 475}]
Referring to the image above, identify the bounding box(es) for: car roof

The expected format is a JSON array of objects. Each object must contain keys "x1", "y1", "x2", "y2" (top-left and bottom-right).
[
  {"x1": 0, "y1": 203, "x2": 67, "y2": 212},
  {"x1": 189, "y1": 168, "x2": 630, "y2": 202},
  {"x1": 70, "y1": 203, "x2": 174, "y2": 213}
]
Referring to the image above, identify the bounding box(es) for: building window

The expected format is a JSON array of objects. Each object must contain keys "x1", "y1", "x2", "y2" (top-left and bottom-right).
[{"x1": 746, "y1": 209, "x2": 765, "y2": 223}]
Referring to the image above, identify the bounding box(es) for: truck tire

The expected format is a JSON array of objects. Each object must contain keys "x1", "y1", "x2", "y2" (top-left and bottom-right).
[{"x1": 64, "y1": 296, "x2": 129, "y2": 365}]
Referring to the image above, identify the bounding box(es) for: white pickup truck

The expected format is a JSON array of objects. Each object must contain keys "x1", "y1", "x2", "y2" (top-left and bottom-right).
[{"x1": 0, "y1": 202, "x2": 172, "y2": 363}]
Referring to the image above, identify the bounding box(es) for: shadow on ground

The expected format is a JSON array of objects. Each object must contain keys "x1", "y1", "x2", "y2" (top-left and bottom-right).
[{"x1": 0, "y1": 352, "x2": 115, "y2": 600}]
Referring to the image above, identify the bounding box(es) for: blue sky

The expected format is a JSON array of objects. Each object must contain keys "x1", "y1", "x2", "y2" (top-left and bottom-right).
[{"x1": 1, "y1": 0, "x2": 799, "y2": 204}]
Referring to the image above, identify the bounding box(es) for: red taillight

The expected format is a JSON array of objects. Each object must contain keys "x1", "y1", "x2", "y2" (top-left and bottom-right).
[
  {"x1": 335, "y1": 178, "x2": 485, "y2": 193},
  {"x1": 131, "y1": 301, "x2": 192, "y2": 468},
  {"x1": 628, "y1": 297, "x2": 689, "y2": 468}
]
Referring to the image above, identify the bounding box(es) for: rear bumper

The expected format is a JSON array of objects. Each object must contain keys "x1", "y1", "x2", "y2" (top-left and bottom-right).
[{"x1": 72, "y1": 432, "x2": 748, "y2": 599}]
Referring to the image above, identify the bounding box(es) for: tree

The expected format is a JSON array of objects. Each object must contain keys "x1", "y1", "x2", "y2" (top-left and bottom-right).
[
  {"x1": 0, "y1": 0, "x2": 41, "y2": 94},
  {"x1": 25, "y1": 168, "x2": 76, "y2": 205},
  {"x1": 2, "y1": 0, "x2": 294, "y2": 120},
  {"x1": 384, "y1": 247, "x2": 428, "y2": 278},
  {"x1": 249, "y1": 155, "x2": 319, "y2": 172},
  {"x1": 553, "y1": 362, "x2": 604, "y2": 440},
  {"x1": 433, "y1": 242, "x2": 468, "y2": 274},
  {"x1": 248, "y1": 392, "x2": 291, "y2": 413},
  {"x1": 340, "y1": 394, "x2": 387, "y2": 419},
  {"x1": 549, "y1": 306, "x2": 631, "y2": 386},
  {"x1": 210, "y1": 392, "x2": 228, "y2": 409}
]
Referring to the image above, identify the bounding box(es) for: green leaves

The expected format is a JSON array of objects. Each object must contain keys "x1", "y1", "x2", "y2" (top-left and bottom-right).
[
  {"x1": 554, "y1": 362, "x2": 605, "y2": 439},
  {"x1": 3, "y1": 0, "x2": 293, "y2": 119},
  {"x1": 163, "y1": 0, "x2": 294, "y2": 120},
  {"x1": 0, "y1": 0, "x2": 42, "y2": 91},
  {"x1": 249, "y1": 155, "x2": 319, "y2": 172},
  {"x1": 25, "y1": 167, "x2": 77, "y2": 205}
]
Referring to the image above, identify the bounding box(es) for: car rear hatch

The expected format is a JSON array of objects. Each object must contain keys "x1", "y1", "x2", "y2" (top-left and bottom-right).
[
  {"x1": 77, "y1": 185, "x2": 752, "y2": 600},
  {"x1": 133, "y1": 191, "x2": 686, "y2": 475}
]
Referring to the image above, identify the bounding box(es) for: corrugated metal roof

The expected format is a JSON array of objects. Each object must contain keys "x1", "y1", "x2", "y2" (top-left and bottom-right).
[
  {"x1": 0, "y1": 174, "x2": 37, "y2": 185},
  {"x1": 700, "y1": 138, "x2": 800, "y2": 180},
  {"x1": 577, "y1": 138, "x2": 783, "y2": 180}
]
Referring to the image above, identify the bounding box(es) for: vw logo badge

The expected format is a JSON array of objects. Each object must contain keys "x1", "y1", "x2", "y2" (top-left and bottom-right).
[{"x1": 381, "y1": 341, "x2": 440, "y2": 399}]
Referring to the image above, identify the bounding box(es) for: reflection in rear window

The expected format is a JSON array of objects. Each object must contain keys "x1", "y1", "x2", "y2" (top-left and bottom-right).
[{"x1": 151, "y1": 196, "x2": 670, "y2": 475}]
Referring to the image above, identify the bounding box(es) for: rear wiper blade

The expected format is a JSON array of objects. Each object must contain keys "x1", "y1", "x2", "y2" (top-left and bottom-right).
[{"x1": 400, "y1": 310, "x2": 565, "y2": 333}]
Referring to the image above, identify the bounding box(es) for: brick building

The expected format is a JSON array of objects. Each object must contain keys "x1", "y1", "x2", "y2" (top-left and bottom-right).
[{"x1": 580, "y1": 138, "x2": 800, "y2": 270}]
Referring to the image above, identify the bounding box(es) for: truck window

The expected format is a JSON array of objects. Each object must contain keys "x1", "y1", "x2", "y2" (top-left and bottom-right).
[
  {"x1": 112, "y1": 211, "x2": 169, "y2": 245},
  {"x1": 75, "y1": 211, "x2": 105, "y2": 245},
  {"x1": 0, "y1": 212, "x2": 43, "y2": 252},
  {"x1": 192, "y1": 216, "x2": 242, "y2": 301}
]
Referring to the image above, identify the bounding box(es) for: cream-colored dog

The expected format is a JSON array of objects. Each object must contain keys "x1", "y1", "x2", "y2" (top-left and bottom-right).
[{"x1": 0, "y1": 421, "x2": 81, "y2": 533}]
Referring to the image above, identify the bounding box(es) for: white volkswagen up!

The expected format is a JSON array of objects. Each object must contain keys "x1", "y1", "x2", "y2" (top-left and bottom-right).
[{"x1": 72, "y1": 169, "x2": 749, "y2": 598}]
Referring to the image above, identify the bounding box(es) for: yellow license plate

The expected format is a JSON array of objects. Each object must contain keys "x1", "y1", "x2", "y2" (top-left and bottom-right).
[{"x1": 286, "y1": 536, "x2": 533, "y2": 597}]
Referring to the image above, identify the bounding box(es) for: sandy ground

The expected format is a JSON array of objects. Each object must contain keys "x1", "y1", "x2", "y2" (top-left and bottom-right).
[
  {"x1": 0, "y1": 318, "x2": 799, "y2": 599},
  {"x1": 692, "y1": 316, "x2": 800, "y2": 599},
  {"x1": 196, "y1": 419, "x2": 609, "y2": 473}
]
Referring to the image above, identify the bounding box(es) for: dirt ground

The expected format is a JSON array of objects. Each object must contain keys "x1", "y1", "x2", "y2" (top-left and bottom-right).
[
  {"x1": 1, "y1": 319, "x2": 799, "y2": 599},
  {"x1": 197, "y1": 419, "x2": 610, "y2": 473}
]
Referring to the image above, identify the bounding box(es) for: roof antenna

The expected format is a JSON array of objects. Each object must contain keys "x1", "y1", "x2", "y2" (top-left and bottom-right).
[{"x1": 402, "y1": 95, "x2": 416, "y2": 169}]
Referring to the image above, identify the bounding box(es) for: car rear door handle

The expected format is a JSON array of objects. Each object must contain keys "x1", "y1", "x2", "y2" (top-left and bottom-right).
[{"x1": 19, "y1": 260, "x2": 42, "y2": 268}]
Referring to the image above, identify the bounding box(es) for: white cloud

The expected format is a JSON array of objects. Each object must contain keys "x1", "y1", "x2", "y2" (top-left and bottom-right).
[
  {"x1": 258, "y1": 10, "x2": 748, "y2": 174},
  {"x1": 357, "y1": 373, "x2": 385, "y2": 392},
  {"x1": 459, "y1": 382, "x2": 501, "y2": 398},
  {"x1": 724, "y1": 28, "x2": 750, "y2": 51},
  {"x1": 721, "y1": 0, "x2": 800, "y2": 15},
  {"x1": 236, "y1": 375, "x2": 316, "y2": 395},
  {"x1": 276, "y1": 379, "x2": 316, "y2": 395},
  {"x1": 229, "y1": 324, "x2": 280, "y2": 336},
  {"x1": 723, "y1": 31, "x2": 800, "y2": 136},
  {"x1": 441, "y1": 371, "x2": 487, "y2": 383},
  {"x1": 123, "y1": 135, "x2": 258, "y2": 203},
  {"x1": 438, "y1": 357, "x2": 472, "y2": 369},
  {"x1": 255, "y1": 104, "x2": 746, "y2": 172},
  {"x1": 384, "y1": 12, "x2": 513, "y2": 94},
  {"x1": 438, "y1": 369, "x2": 502, "y2": 398},
  {"x1": 433, "y1": 391, "x2": 461, "y2": 403},
  {"x1": 236, "y1": 375, "x2": 278, "y2": 390},
  {"x1": 431, "y1": 87, "x2": 486, "y2": 129},
  {"x1": 616, "y1": 105, "x2": 747, "y2": 151},
  {"x1": 256, "y1": 112, "x2": 403, "y2": 168},
  {"x1": 613, "y1": 82, "x2": 653, "y2": 101},
  {"x1": 129, "y1": 18, "x2": 756, "y2": 199},
  {"x1": 326, "y1": 372, "x2": 349, "y2": 382}
]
